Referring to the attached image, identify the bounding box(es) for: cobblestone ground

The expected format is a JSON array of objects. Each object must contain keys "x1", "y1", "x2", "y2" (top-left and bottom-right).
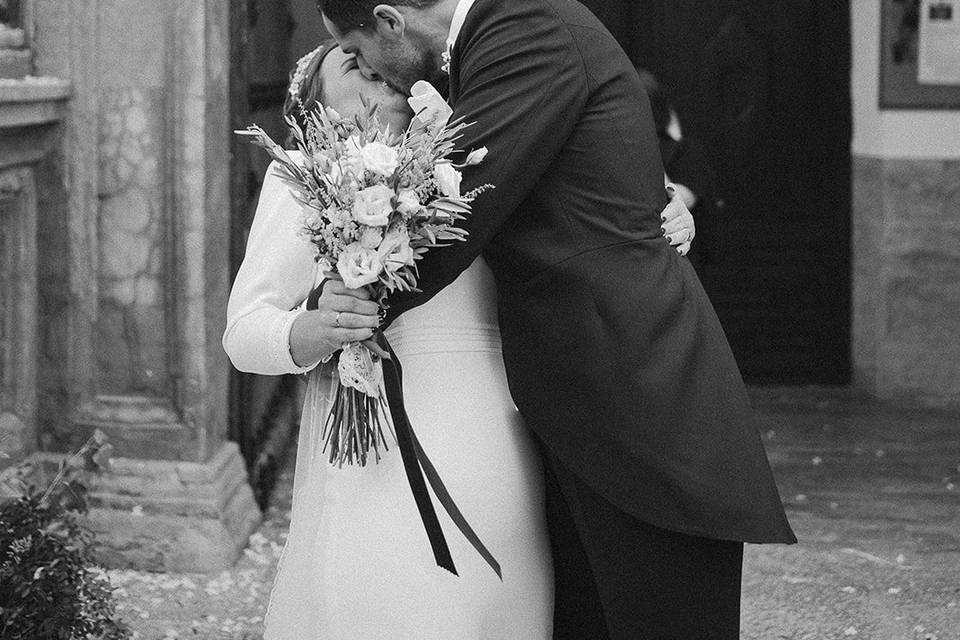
[
  {"x1": 741, "y1": 388, "x2": 960, "y2": 640},
  {"x1": 108, "y1": 470, "x2": 294, "y2": 640},
  {"x1": 111, "y1": 387, "x2": 960, "y2": 639}
]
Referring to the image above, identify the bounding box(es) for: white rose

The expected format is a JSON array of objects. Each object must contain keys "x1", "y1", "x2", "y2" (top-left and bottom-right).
[
  {"x1": 360, "y1": 141, "x2": 400, "y2": 177},
  {"x1": 337, "y1": 243, "x2": 384, "y2": 289},
  {"x1": 395, "y1": 189, "x2": 422, "y2": 215},
  {"x1": 464, "y1": 147, "x2": 488, "y2": 165},
  {"x1": 434, "y1": 162, "x2": 462, "y2": 198},
  {"x1": 378, "y1": 229, "x2": 416, "y2": 272},
  {"x1": 352, "y1": 184, "x2": 395, "y2": 227},
  {"x1": 359, "y1": 226, "x2": 384, "y2": 250}
]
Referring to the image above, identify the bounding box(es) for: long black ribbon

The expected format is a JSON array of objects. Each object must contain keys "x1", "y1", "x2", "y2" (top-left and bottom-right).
[
  {"x1": 306, "y1": 287, "x2": 501, "y2": 579},
  {"x1": 375, "y1": 330, "x2": 502, "y2": 580}
]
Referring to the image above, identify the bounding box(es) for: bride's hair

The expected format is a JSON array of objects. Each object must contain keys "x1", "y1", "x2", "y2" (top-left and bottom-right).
[
  {"x1": 282, "y1": 39, "x2": 338, "y2": 142},
  {"x1": 316, "y1": 0, "x2": 441, "y2": 33}
]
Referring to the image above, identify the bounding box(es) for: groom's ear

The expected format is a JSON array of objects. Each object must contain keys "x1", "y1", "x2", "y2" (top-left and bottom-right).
[{"x1": 371, "y1": 5, "x2": 406, "y2": 39}]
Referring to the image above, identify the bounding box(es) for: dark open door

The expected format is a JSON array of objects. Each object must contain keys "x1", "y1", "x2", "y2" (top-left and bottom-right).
[
  {"x1": 228, "y1": 0, "x2": 303, "y2": 507},
  {"x1": 582, "y1": 0, "x2": 852, "y2": 384}
]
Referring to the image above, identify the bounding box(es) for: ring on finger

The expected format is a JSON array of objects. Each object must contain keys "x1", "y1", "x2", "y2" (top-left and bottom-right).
[{"x1": 334, "y1": 311, "x2": 342, "y2": 328}]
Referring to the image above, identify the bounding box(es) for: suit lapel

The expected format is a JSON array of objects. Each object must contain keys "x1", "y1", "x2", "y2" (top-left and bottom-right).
[{"x1": 445, "y1": 0, "x2": 489, "y2": 106}]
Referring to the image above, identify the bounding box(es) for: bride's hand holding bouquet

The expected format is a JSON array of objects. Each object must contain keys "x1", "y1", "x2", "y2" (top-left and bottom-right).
[{"x1": 287, "y1": 275, "x2": 381, "y2": 368}]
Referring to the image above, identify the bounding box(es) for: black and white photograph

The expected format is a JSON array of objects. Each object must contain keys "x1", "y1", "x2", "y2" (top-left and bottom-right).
[{"x1": 1, "y1": 1, "x2": 959, "y2": 638}]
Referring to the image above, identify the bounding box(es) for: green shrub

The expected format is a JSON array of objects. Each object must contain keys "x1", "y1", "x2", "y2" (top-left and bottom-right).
[{"x1": 0, "y1": 433, "x2": 131, "y2": 640}]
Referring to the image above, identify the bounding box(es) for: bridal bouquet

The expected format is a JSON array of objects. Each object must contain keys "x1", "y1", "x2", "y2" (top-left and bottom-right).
[
  {"x1": 236, "y1": 82, "x2": 490, "y2": 469},
  {"x1": 237, "y1": 82, "x2": 501, "y2": 580}
]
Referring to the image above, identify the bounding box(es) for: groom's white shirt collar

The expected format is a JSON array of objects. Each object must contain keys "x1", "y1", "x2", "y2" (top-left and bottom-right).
[
  {"x1": 447, "y1": 0, "x2": 477, "y2": 50},
  {"x1": 442, "y1": 0, "x2": 477, "y2": 72}
]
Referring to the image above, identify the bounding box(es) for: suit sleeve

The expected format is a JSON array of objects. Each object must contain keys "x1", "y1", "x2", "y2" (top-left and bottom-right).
[{"x1": 385, "y1": 11, "x2": 589, "y2": 321}]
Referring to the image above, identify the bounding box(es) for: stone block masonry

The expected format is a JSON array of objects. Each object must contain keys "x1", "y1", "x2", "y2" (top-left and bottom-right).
[{"x1": 852, "y1": 156, "x2": 960, "y2": 406}]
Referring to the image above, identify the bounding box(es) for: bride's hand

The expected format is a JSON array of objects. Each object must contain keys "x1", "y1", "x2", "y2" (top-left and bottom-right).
[
  {"x1": 660, "y1": 184, "x2": 696, "y2": 256},
  {"x1": 289, "y1": 278, "x2": 381, "y2": 367}
]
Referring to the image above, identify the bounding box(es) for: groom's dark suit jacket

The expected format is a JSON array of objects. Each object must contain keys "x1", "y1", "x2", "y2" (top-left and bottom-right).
[{"x1": 388, "y1": 0, "x2": 795, "y2": 543}]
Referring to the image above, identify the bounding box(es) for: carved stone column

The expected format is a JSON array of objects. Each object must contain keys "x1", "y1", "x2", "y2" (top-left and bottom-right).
[
  {"x1": 0, "y1": 78, "x2": 70, "y2": 471},
  {"x1": 30, "y1": 0, "x2": 260, "y2": 571}
]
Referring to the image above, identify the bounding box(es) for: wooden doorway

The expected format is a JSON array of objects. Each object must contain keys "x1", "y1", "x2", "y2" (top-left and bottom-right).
[
  {"x1": 583, "y1": 0, "x2": 852, "y2": 384},
  {"x1": 227, "y1": 0, "x2": 319, "y2": 507}
]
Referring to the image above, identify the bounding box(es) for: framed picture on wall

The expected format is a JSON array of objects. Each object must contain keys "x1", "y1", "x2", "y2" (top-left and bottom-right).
[{"x1": 880, "y1": 0, "x2": 960, "y2": 108}]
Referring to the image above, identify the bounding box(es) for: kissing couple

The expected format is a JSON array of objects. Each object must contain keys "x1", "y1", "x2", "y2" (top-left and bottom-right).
[{"x1": 224, "y1": 0, "x2": 796, "y2": 638}]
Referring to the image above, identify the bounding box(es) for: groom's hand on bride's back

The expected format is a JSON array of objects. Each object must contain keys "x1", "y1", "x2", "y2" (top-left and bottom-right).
[{"x1": 660, "y1": 185, "x2": 695, "y2": 256}]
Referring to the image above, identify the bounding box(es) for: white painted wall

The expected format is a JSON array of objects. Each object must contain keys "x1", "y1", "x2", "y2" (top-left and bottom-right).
[{"x1": 851, "y1": 1, "x2": 960, "y2": 158}]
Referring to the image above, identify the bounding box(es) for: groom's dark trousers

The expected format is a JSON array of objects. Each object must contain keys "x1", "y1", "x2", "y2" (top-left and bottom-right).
[
  {"x1": 543, "y1": 444, "x2": 744, "y2": 639},
  {"x1": 384, "y1": 0, "x2": 796, "y2": 636}
]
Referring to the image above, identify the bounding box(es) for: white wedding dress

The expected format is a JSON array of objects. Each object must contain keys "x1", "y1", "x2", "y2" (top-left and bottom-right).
[{"x1": 223, "y1": 161, "x2": 553, "y2": 639}]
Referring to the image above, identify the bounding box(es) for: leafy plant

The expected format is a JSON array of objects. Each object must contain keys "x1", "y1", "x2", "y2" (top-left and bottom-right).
[{"x1": 0, "y1": 432, "x2": 131, "y2": 639}]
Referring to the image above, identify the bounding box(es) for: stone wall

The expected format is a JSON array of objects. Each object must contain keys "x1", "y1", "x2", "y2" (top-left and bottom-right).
[
  {"x1": 853, "y1": 157, "x2": 960, "y2": 405},
  {"x1": 0, "y1": 169, "x2": 36, "y2": 464},
  {"x1": 849, "y1": 2, "x2": 960, "y2": 406},
  {"x1": 32, "y1": 0, "x2": 236, "y2": 461},
  {"x1": 0, "y1": 79, "x2": 70, "y2": 472},
  {"x1": 24, "y1": 0, "x2": 261, "y2": 571}
]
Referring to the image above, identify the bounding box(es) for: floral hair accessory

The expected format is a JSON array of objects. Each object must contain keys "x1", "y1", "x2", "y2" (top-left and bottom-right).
[{"x1": 288, "y1": 43, "x2": 329, "y2": 103}]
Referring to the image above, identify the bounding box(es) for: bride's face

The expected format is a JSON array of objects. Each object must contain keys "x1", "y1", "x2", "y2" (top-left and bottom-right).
[{"x1": 320, "y1": 47, "x2": 412, "y2": 133}]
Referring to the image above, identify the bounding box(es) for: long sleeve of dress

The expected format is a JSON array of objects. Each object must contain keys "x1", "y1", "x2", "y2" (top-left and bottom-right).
[{"x1": 222, "y1": 159, "x2": 321, "y2": 376}]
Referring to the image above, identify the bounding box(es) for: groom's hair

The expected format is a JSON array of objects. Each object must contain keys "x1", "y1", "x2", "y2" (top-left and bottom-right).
[{"x1": 317, "y1": 0, "x2": 442, "y2": 33}]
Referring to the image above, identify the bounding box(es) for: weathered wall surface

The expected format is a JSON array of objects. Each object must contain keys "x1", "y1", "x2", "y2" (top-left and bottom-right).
[
  {"x1": 22, "y1": 0, "x2": 260, "y2": 570},
  {"x1": 851, "y1": 2, "x2": 960, "y2": 406}
]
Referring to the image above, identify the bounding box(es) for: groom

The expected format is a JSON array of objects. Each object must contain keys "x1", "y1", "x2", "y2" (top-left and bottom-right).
[{"x1": 319, "y1": 0, "x2": 796, "y2": 637}]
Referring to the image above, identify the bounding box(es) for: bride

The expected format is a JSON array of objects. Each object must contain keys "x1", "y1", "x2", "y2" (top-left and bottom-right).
[{"x1": 223, "y1": 42, "x2": 694, "y2": 639}]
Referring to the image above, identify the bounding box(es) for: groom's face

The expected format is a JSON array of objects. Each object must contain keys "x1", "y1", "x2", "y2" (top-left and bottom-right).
[{"x1": 323, "y1": 13, "x2": 443, "y2": 96}]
